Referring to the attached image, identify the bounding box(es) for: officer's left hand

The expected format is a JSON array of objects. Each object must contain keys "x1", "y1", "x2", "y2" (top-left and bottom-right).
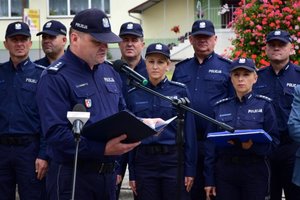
[
  {"x1": 241, "y1": 139, "x2": 253, "y2": 150},
  {"x1": 35, "y1": 158, "x2": 48, "y2": 180},
  {"x1": 185, "y1": 176, "x2": 194, "y2": 192}
]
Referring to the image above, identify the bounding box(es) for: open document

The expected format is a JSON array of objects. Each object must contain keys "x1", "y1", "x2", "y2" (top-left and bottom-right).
[{"x1": 82, "y1": 110, "x2": 176, "y2": 143}]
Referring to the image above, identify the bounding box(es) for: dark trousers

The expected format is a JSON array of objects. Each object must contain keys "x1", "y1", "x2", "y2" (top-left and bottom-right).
[
  {"x1": 215, "y1": 156, "x2": 270, "y2": 200},
  {"x1": 190, "y1": 141, "x2": 206, "y2": 200},
  {"x1": 134, "y1": 145, "x2": 190, "y2": 200},
  {"x1": 0, "y1": 140, "x2": 46, "y2": 200},
  {"x1": 47, "y1": 161, "x2": 116, "y2": 200},
  {"x1": 270, "y1": 143, "x2": 300, "y2": 200}
]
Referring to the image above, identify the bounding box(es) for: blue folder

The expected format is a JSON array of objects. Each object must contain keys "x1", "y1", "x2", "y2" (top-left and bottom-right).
[{"x1": 207, "y1": 129, "x2": 272, "y2": 146}]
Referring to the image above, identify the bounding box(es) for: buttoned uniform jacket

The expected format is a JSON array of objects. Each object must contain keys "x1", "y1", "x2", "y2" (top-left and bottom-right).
[
  {"x1": 0, "y1": 58, "x2": 47, "y2": 159},
  {"x1": 254, "y1": 62, "x2": 300, "y2": 140},
  {"x1": 172, "y1": 52, "x2": 232, "y2": 141},
  {"x1": 204, "y1": 93, "x2": 280, "y2": 186},
  {"x1": 126, "y1": 77, "x2": 197, "y2": 180},
  {"x1": 36, "y1": 48, "x2": 126, "y2": 163},
  {"x1": 288, "y1": 85, "x2": 300, "y2": 186}
]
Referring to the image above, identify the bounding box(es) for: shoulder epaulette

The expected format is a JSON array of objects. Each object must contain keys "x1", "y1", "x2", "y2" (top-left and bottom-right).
[
  {"x1": 294, "y1": 65, "x2": 300, "y2": 72},
  {"x1": 47, "y1": 61, "x2": 65, "y2": 73},
  {"x1": 35, "y1": 64, "x2": 47, "y2": 70},
  {"x1": 257, "y1": 66, "x2": 268, "y2": 73},
  {"x1": 255, "y1": 94, "x2": 272, "y2": 102},
  {"x1": 104, "y1": 60, "x2": 113, "y2": 66},
  {"x1": 176, "y1": 58, "x2": 192, "y2": 66},
  {"x1": 169, "y1": 80, "x2": 186, "y2": 88},
  {"x1": 128, "y1": 87, "x2": 137, "y2": 93},
  {"x1": 216, "y1": 55, "x2": 232, "y2": 64},
  {"x1": 214, "y1": 97, "x2": 232, "y2": 106}
]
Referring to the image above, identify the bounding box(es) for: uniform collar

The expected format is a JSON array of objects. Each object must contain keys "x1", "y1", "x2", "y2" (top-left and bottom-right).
[
  {"x1": 66, "y1": 47, "x2": 92, "y2": 71},
  {"x1": 269, "y1": 61, "x2": 290, "y2": 75},
  {"x1": 148, "y1": 76, "x2": 168, "y2": 89},
  {"x1": 235, "y1": 92, "x2": 253, "y2": 103},
  {"x1": 9, "y1": 57, "x2": 31, "y2": 71},
  {"x1": 193, "y1": 52, "x2": 214, "y2": 65}
]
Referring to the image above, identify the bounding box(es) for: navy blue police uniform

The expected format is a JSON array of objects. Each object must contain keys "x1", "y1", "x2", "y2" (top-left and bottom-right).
[
  {"x1": 36, "y1": 47, "x2": 125, "y2": 200},
  {"x1": 0, "y1": 58, "x2": 47, "y2": 199},
  {"x1": 254, "y1": 62, "x2": 300, "y2": 200},
  {"x1": 34, "y1": 56, "x2": 50, "y2": 67},
  {"x1": 34, "y1": 20, "x2": 67, "y2": 68},
  {"x1": 115, "y1": 22, "x2": 147, "y2": 200},
  {"x1": 172, "y1": 52, "x2": 232, "y2": 199},
  {"x1": 205, "y1": 93, "x2": 279, "y2": 200},
  {"x1": 126, "y1": 77, "x2": 197, "y2": 200}
]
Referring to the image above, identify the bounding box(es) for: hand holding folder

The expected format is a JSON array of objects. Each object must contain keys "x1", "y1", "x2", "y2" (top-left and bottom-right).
[
  {"x1": 82, "y1": 111, "x2": 176, "y2": 143},
  {"x1": 207, "y1": 129, "x2": 272, "y2": 147}
]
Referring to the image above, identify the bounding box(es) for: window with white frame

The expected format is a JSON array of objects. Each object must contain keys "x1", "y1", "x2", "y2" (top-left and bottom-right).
[
  {"x1": 0, "y1": 0, "x2": 29, "y2": 18},
  {"x1": 49, "y1": 0, "x2": 110, "y2": 16}
]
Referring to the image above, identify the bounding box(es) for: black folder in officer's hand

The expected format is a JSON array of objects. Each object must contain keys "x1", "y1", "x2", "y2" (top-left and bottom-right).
[
  {"x1": 82, "y1": 111, "x2": 176, "y2": 143},
  {"x1": 207, "y1": 129, "x2": 272, "y2": 147}
]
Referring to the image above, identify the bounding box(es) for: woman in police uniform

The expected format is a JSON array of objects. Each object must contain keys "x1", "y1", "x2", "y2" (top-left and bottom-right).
[
  {"x1": 204, "y1": 58, "x2": 280, "y2": 200},
  {"x1": 126, "y1": 43, "x2": 197, "y2": 200}
]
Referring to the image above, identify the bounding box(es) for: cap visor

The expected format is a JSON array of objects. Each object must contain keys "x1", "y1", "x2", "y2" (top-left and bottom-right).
[
  {"x1": 231, "y1": 66, "x2": 255, "y2": 72},
  {"x1": 7, "y1": 32, "x2": 31, "y2": 38},
  {"x1": 36, "y1": 30, "x2": 60, "y2": 36},
  {"x1": 90, "y1": 32, "x2": 122, "y2": 43},
  {"x1": 146, "y1": 51, "x2": 170, "y2": 59},
  {"x1": 190, "y1": 31, "x2": 214, "y2": 36},
  {"x1": 267, "y1": 37, "x2": 289, "y2": 43},
  {"x1": 119, "y1": 32, "x2": 143, "y2": 37}
]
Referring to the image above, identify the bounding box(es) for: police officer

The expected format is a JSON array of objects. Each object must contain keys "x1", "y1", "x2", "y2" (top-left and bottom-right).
[
  {"x1": 127, "y1": 43, "x2": 197, "y2": 200},
  {"x1": 254, "y1": 30, "x2": 300, "y2": 200},
  {"x1": 115, "y1": 22, "x2": 147, "y2": 199},
  {"x1": 205, "y1": 58, "x2": 279, "y2": 200},
  {"x1": 0, "y1": 22, "x2": 48, "y2": 199},
  {"x1": 172, "y1": 19, "x2": 232, "y2": 200},
  {"x1": 36, "y1": 9, "x2": 143, "y2": 200},
  {"x1": 288, "y1": 85, "x2": 300, "y2": 187},
  {"x1": 35, "y1": 20, "x2": 67, "y2": 67}
]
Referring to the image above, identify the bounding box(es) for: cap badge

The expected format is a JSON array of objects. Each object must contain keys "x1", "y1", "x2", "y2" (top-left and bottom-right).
[
  {"x1": 274, "y1": 30, "x2": 281, "y2": 36},
  {"x1": 199, "y1": 22, "x2": 206, "y2": 29},
  {"x1": 46, "y1": 22, "x2": 52, "y2": 28},
  {"x1": 155, "y1": 44, "x2": 163, "y2": 50},
  {"x1": 126, "y1": 23, "x2": 134, "y2": 30},
  {"x1": 15, "y1": 23, "x2": 22, "y2": 30},
  {"x1": 102, "y1": 18, "x2": 110, "y2": 28},
  {"x1": 239, "y1": 58, "x2": 246, "y2": 63}
]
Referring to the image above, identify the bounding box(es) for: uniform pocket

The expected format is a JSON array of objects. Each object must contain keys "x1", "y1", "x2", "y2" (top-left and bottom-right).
[
  {"x1": 204, "y1": 74, "x2": 227, "y2": 94},
  {"x1": 21, "y1": 83, "x2": 37, "y2": 108}
]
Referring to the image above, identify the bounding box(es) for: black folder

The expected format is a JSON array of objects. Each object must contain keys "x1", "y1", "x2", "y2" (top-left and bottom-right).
[
  {"x1": 207, "y1": 129, "x2": 272, "y2": 147},
  {"x1": 82, "y1": 110, "x2": 159, "y2": 143}
]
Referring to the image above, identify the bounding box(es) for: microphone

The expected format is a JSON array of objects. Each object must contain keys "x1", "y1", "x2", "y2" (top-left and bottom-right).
[
  {"x1": 113, "y1": 59, "x2": 148, "y2": 86},
  {"x1": 67, "y1": 104, "x2": 90, "y2": 136}
]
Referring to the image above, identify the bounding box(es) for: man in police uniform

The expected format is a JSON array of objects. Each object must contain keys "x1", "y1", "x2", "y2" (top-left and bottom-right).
[
  {"x1": 116, "y1": 21, "x2": 147, "y2": 199},
  {"x1": 254, "y1": 30, "x2": 300, "y2": 200},
  {"x1": 172, "y1": 19, "x2": 232, "y2": 200},
  {"x1": 35, "y1": 20, "x2": 67, "y2": 67},
  {"x1": 0, "y1": 22, "x2": 48, "y2": 199},
  {"x1": 36, "y1": 9, "x2": 150, "y2": 200}
]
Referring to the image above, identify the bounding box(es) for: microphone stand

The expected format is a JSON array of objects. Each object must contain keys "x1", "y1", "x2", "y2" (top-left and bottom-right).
[
  {"x1": 71, "y1": 130, "x2": 81, "y2": 200},
  {"x1": 127, "y1": 78, "x2": 234, "y2": 200}
]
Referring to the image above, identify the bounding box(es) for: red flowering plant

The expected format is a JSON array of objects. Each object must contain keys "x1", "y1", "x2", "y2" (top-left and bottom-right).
[{"x1": 227, "y1": 0, "x2": 300, "y2": 68}]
